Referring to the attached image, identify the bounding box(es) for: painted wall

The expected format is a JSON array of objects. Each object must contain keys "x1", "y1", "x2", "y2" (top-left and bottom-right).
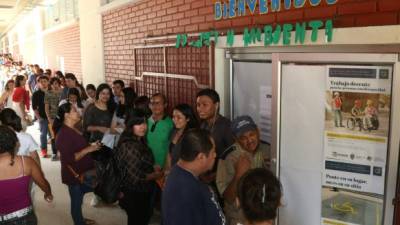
[
  {"x1": 43, "y1": 23, "x2": 82, "y2": 81},
  {"x1": 79, "y1": 0, "x2": 106, "y2": 86}
]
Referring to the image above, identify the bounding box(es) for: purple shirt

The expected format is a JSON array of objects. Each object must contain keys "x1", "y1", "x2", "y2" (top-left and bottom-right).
[
  {"x1": 0, "y1": 175, "x2": 31, "y2": 214},
  {"x1": 56, "y1": 125, "x2": 94, "y2": 185}
]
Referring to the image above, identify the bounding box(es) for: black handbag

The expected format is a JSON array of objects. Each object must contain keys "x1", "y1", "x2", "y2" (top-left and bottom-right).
[
  {"x1": 94, "y1": 150, "x2": 126, "y2": 204},
  {"x1": 91, "y1": 144, "x2": 113, "y2": 162}
]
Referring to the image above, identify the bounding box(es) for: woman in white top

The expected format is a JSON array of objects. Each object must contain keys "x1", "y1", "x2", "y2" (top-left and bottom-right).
[
  {"x1": 109, "y1": 87, "x2": 137, "y2": 148},
  {"x1": 0, "y1": 108, "x2": 40, "y2": 165},
  {"x1": 0, "y1": 79, "x2": 15, "y2": 109}
]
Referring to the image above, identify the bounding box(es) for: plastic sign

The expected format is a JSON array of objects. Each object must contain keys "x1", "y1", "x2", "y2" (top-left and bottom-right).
[
  {"x1": 175, "y1": 19, "x2": 333, "y2": 48},
  {"x1": 215, "y1": 0, "x2": 338, "y2": 20}
]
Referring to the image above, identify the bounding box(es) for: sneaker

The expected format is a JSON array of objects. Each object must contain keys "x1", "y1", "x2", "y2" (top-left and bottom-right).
[{"x1": 41, "y1": 149, "x2": 48, "y2": 158}]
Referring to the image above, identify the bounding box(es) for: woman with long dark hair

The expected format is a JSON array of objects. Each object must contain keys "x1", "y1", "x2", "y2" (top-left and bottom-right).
[
  {"x1": 165, "y1": 103, "x2": 199, "y2": 169},
  {"x1": 83, "y1": 83, "x2": 116, "y2": 143},
  {"x1": 115, "y1": 109, "x2": 163, "y2": 225},
  {"x1": 109, "y1": 87, "x2": 137, "y2": 146},
  {"x1": 0, "y1": 125, "x2": 53, "y2": 225},
  {"x1": 54, "y1": 102, "x2": 101, "y2": 225},
  {"x1": 12, "y1": 75, "x2": 30, "y2": 130},
  {"x1": 82, "y1": 83, "x2": 116, "y2": 206},
  {"x1": 0, "y1": 79, "x2": 14, "y2": 109}
]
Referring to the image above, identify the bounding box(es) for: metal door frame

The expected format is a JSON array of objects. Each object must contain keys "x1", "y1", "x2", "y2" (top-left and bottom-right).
[
  {"x1": 272, "y1": 53, "x2": 400, "y2": 225},
  {"x1": 226, "y1": 51, "x2": 399, "y2": 225}
]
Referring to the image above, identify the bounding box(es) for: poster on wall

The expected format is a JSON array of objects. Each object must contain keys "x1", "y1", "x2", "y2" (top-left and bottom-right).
[{"x1": 321, "y1": 66, "x2": 391, "y2": 225}]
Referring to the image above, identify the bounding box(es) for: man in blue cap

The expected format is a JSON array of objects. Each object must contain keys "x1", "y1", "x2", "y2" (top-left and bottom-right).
[{"x1": 216, "y1": 115, "x2": 271, "y2": 225}]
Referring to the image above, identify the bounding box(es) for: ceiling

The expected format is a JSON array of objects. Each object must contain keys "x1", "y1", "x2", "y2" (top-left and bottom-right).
[
  {"x1": 0, "y1": 0, "x2": 51, "y2": 37},
  {"x1": 0, "y1": 0, "x2": 26, "y2": 34}
]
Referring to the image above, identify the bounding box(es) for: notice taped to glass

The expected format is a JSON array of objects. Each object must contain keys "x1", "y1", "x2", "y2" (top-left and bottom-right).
[{"x1": 321, "y1": 65, "x2": 391, "y2": 225}]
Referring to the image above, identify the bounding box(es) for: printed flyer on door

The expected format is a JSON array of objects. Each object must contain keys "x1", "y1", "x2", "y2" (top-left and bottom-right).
[{"x1": 321, "y1": 65, "x2": 391, "y2": 225}]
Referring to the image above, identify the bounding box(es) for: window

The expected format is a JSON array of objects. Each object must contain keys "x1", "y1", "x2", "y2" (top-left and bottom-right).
[{"x1": 44, "y1": 0, "x2": 79, "y2": 30}]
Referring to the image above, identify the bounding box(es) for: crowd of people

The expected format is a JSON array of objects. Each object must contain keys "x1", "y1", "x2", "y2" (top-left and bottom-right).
[{"x1": 0, "y1": 55, "x2": 282, "y2": 225}]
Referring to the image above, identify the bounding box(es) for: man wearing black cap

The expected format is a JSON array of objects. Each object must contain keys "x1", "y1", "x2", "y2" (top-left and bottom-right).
[{"x1": 216, "y1": 115, "x2": 270, "y2": 225}]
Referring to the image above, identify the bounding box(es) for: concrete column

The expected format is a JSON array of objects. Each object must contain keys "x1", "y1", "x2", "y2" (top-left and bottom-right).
[{"x1": 78, "y1": 0, "x2": 105, "y2": 86}]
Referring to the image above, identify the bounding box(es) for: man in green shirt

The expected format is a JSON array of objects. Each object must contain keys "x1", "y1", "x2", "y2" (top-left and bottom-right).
[{"x1": 146, "y1": 93, "x2": 174, "y2": 168}]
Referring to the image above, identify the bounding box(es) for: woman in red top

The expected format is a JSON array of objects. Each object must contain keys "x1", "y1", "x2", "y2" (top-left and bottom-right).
[{"x1": 12, "y1": 75, "x2": 30, "y2": 130}]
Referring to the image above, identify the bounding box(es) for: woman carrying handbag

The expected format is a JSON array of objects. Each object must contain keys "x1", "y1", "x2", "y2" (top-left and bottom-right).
[{"x1": 54, "y1": 102, "x2": 101, "y2": 225}]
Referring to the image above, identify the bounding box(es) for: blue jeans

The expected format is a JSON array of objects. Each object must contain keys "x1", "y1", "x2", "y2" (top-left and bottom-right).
[
  {"x1": 38, "y1": 119, "x2": 49, "y2": 150},
  {"x1": 67, "y1": 183, "x2": 93, "y2": 225}
]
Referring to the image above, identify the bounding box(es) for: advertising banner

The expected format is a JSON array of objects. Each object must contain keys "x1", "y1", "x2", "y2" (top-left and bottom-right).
[{"x1": 321, "y1": 65, "x2": 391, "y2": 225}]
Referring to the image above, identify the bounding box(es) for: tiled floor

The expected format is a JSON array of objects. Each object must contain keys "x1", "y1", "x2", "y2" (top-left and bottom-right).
[{"x1": 27, "y1": 122, "x2": 160, "y2": 225}]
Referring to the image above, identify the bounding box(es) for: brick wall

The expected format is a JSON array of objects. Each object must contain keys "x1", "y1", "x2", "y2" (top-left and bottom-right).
[
  {"x1": 102, "y1": 0, "x2": 400, "y2": 48},
  {"x1": 43, "y1": 23, "x2": 82, "y2": 81},
  {"x1": 102, "y1": 0, "x2": 400, "y2": 99}
]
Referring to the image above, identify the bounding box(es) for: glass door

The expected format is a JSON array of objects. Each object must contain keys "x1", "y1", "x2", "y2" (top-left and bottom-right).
[{"x1": 275, "y1": 53, "x2": 399, "y2": 225}]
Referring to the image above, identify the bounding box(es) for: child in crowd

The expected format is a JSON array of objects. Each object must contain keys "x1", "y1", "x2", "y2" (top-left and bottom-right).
[{"x1": 85, "y1": 84, "x2": 96, "y2": 105}]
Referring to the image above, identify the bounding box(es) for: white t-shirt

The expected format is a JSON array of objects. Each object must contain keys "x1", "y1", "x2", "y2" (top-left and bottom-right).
[{"x1": 16, "y1": 132, "x2": 39, "y2": 156}]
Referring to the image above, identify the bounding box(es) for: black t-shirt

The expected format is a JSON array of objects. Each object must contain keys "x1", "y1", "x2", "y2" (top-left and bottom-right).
[
  {"x1": 83, "y1": 104, "x2": 113, "y2": 142},
  {"x1": 162, "y1": 165, "x2": 226, "y2": 225},
  {"x1": 200, "y1": 115, "x2": 235, "y2": 158},
  {"x1": 32, "y1": 89, "x2": 47, "y2": 119}
]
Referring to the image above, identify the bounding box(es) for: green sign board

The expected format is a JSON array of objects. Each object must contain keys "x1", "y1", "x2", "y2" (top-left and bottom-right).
[{"x1": 176, "y1": 19, "x2": 333, "y2": 48}]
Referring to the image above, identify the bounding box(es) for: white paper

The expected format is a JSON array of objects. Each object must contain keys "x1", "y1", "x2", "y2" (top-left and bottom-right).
[{"x1": 101, "y1": 132, "x2": 116, "y2": 149}]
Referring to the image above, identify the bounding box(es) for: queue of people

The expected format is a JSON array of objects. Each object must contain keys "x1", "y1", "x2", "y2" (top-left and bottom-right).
[{"x1": 0, "y1": 56, "x2": 281, "y2": 225}]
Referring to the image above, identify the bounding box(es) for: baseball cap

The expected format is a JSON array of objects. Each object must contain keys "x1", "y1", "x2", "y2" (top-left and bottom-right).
[{"x1": 231, "y1": 115, "x2": 257, "y2": 137}]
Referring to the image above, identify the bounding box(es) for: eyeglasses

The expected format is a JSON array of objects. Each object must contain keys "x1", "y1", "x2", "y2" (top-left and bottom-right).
[{"x1": 151, "y1": 121, "x2": 159, "y2": 132}]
